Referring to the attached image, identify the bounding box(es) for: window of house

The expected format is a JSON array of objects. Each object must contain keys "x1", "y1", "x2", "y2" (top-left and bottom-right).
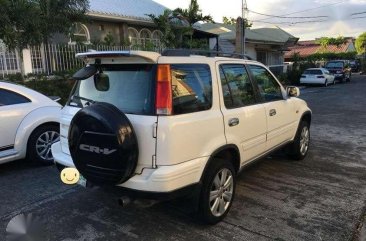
[
  {"x1": 256, "y1": 51, "x2": 267, "y2": 65},
  {"x1": 152, "y1": 30, "x2": 163, "y2": 47},
  {"x1": 128, "y1": 27, "x2": 139, "y2": 46},
  {"x1": 171, "y1": 64, "x2": 212, "y2": 115},
  {"x1": 139, "y1": 29, "x2": 152, "y2": 47},
  {"x1": 0, "y1": 89, "x2": 31, "y2": 106},
  {"x1": 220, "y1": 64, "x2": 257, "y2": 109},
  {"x1": 248, "y1": 65, "x2": 283, "y2": 102},
  {"x1": 70, "y1": 23, "x2": 90, "y2": 44}
]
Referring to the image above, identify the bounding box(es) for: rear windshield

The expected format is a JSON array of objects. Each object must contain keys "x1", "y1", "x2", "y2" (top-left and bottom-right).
[
  {"x1": 326, "y1": 62, "x2": 344, "y2": 68},
  {"x1": 304, "y1": 69, "x2": 322, "y2": 75},
  {"x1": 69, "y1": 64, "x2": 155, "y2": 115}
]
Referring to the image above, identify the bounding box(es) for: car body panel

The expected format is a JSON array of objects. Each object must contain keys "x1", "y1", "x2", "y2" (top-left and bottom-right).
[
  {"x1": 52, "y1": 51, "x2": 311, "y2": 194},
  {"x1": 300, "y1": 68, "x2": 335, "y2": 85},
  {"x1": 0, "y1": 82, "x2": 61, "y2": 164}
]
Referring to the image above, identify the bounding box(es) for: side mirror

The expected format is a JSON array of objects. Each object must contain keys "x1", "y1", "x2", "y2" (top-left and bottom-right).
[
  {"x1": 94, "y1": 73, "x2": 110, "y2": 91},
  {"x1": 287, "y1": 86, "x2": 300, "y2": 98}
]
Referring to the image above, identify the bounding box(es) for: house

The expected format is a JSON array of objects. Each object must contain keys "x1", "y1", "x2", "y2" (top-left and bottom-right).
[
  {"x1": 284, "y1": 38, "x2": 356, "y2": 61},
  {"x1": 51, "y1": 0, "x2": 216, "y2": 48},
  {"x1": 196, "y1": 23, "x2": 299, "y2": 66},
  {"x1": 1, "y1": 0, "x2": 217, "y2": 76}
]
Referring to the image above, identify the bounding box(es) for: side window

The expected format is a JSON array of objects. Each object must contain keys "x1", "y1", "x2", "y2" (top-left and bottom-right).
[
  {"x1": 219, "y1": 64, "x2": 257, "y2": 109},
  {"x1": 248, "y1": 65, "x2": 283, "y2": 102},
  {"x1": 171, "y1": 64, "x2": 212, "y2": 115},
  {"x1": 0, "y1": 89, "x2": 31, "y2": 106}
]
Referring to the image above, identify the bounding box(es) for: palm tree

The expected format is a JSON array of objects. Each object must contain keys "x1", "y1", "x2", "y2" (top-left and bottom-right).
[{"x1": 173, "y1": 0, "x2": 214, "y2": 49}]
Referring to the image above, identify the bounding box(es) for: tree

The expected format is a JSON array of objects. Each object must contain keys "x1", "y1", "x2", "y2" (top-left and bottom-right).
[
  {"x1": 173, "y1": 0, "x2": 214, "y2": 48},
  {"x1": 173, "y1": 0, "x2": 214, "y2": 27},
  {"x1": 223, "y1": 16, "x2": 252, "y2": 28},
  {"x1": 147, "y1": 10, "x2": 181, "y2": 48},
  {"x1": 0, "y1": 0, "x2": 89, "y2": 50},
  {"x1": 355, "y1": 32, "x2": 366, "y2": 55},
  {"x1": 316, "y1": 36, "x2": 347, "y2": 52},
  {"x1": 356, "y1": 32, "x2": 366, "y2": 73}
]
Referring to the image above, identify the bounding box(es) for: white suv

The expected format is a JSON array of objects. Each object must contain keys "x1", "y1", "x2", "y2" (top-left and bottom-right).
[{"x1": 52, "y1": 50, "x2": 311, "y2": 224}]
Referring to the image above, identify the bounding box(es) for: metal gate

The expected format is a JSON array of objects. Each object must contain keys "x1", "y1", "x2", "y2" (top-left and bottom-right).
[{"x1": 0, "y1": 42, "x2": 21, "y2": 79}]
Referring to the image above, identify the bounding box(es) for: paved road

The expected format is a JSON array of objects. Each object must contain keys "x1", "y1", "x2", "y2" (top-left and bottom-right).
[{"x1": 1, "y1": 75, "x2": 365, "y2": 241}]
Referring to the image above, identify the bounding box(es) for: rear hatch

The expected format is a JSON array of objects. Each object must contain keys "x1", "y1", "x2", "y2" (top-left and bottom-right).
[
  {"x1": 60, "y1": 52, "x2": 160, "y2": 173},
  {"x1": 302, "y1": 69, "x2": 324, "y2": 79},
  {"x1": 325, "y1": 62, "x2": 344, "y2": 74}
]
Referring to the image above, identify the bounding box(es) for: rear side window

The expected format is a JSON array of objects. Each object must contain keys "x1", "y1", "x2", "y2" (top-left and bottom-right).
[
  {"x1": 171, "y1": 64, "x2": 212, "y2": 115},
  {"x1": 219, "y1": 64, "x2": 257, "y2": 109},
  {"x1": 248, "y1": 65, "x2": 283, "y2": 102},
  {"x1": 0, "y1": 88, "x2": 31, "y2": 106}
]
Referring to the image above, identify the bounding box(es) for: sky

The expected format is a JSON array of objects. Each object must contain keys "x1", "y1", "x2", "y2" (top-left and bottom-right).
[{"x1": 153, "y1": 0, "x2": 366, "y2": 40}]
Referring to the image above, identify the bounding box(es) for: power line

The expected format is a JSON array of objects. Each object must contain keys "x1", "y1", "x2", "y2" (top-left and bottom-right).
[
  {"x1": 251, "y1": 19, "x2": 328, "y2": 25},
  {"x1": 254, "y1": 0, "x2": 345, "y2": 21},
  {"x1": 350, "y1": 11, "x2": 366, "y2": 16},
  {"x1": 350, "y1": 16, "x2": 366, "y2": 19},
  {"x1": 248, "y1": 9, "x2": 328, "y2": 19}
]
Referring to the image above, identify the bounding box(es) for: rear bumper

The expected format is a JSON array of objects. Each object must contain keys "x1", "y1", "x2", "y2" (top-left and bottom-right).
[
  {"x1": 333, "y1": 74, "x2": 344, "y2": 80},
  {"x1": 300, "y1": 79, "x2": 326, "y2": 84},
  {"x1": 51, "y1": 141, "x2": 207, "y2": 193}
]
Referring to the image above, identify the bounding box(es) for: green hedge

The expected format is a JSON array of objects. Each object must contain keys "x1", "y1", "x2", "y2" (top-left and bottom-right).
[{"x1": 2, "y1": 72, "x2": 76, "y2": 105}]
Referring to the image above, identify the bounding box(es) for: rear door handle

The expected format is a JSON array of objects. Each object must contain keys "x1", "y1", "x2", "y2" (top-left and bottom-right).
[
  {"x1": 228, "y1": 118, "x2": 239, "y2": 127},
  {"x1": 269, "y1": 109, "x2": 277, "y2": 116}
]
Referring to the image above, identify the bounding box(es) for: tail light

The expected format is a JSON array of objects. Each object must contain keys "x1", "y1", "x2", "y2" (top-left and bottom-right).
[
  {"x1": 317, "y1": 75, "x2": 325, "y2": 78},
  {"x1": 156, "y1": 64, "x2": 172, "y2": 115}
]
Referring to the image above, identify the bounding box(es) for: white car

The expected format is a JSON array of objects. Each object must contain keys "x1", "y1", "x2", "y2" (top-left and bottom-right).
[
  {"x1": 52, "y1": 50, "x2": 311, "y2": 224},
  {"x1": 300, "y1": 68, "x2": 335, "y2": 86},
  {"x1": 0, "y1": 81, "x2": 61, "y2": 165}
]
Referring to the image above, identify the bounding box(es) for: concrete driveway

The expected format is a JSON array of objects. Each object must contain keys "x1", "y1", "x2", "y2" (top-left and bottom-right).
[{"x1": 1, "y1": 74, "x2": 365, "y2": 241}]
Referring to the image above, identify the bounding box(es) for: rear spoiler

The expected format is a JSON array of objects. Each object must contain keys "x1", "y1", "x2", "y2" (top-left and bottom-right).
[
  {"x1": 48, "y1": 96, "x2": 61, "y2": 102},
  {"x1": 75, "y1": 51, "x2": 160, "y2": 64}
]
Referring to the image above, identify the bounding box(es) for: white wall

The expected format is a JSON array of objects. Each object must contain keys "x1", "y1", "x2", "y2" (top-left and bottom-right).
[{"x1": 245, "y1": 43, "x2": 257, "y2": 60}]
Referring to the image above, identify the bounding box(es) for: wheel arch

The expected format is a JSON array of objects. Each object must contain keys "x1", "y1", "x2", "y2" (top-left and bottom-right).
[
  {"x1": 26, "y1": 121, "x2": 60, "y2": 154},
  {"x1": 14, "y1": 106, "x2": 61, "y2": 157},
  {"x1": 201, "y1": 144, "x2": 241, "y2": 182},
  {"x1": 300, "y1": 111, "x2": 312, "y2": 126}
]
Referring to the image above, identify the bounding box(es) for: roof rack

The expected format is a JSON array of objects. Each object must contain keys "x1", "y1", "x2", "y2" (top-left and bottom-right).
[{"x1": 161, "y1": 49, "x2": 253, "y2": 60}]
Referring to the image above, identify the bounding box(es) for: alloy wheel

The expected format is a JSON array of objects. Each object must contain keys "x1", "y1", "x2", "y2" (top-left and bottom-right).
[
  {"x1": 299, "y1": 126, "x2": 310, "y2": 156},
  {"x1": 36, "y1": 131, "x2": 60, "y2": 161},
  {"x1": 209, "y1": 168, "x2": 234, "y2": 217}
]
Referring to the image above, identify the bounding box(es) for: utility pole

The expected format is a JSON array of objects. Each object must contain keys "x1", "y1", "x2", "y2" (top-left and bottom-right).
[{"x1": 242, "y1": 0, "x2": 248, "y2": 55}]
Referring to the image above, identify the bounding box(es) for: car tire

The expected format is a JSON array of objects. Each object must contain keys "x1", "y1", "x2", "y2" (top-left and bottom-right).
[
  {"x1": 198, "y1": 158, "x2": 236, "y2": 224},
  {"x1": 287, "y1": 121, "x2": 310, "y2": 161},
  {"x1": 27, "y1": 124, "x2": 60, "y2": 165}
]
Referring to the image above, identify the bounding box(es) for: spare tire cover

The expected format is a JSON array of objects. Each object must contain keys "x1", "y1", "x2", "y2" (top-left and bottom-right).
[{"x1": 68, "y1": 102, "x2": 138, "y2": 185}]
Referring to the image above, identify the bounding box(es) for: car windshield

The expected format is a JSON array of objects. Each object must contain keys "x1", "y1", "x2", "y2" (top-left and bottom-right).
[
  {"x1": 69, "y1": 64, "x2": 155, "y2": 115},
  {"x1": 304, "y1": 69, "x2": 323, "y2": 75},
  {"x1": 326, "y1": 62, "x2": 344, "y2": 68}
]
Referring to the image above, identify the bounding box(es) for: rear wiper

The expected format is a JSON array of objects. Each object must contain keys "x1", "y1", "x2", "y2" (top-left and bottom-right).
[{"x1": 71, "y1": 95, "x2": 97, "y2": 105}]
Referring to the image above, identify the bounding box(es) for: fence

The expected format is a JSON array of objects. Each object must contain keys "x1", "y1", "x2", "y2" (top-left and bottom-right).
[
  {"x1": 0, "y1": 43, "x2": 21, "y2": 79},
  {"x1": 1, "y1": 43, "x2": 290, "y2": 79},
  {"x1": 0, "y1": 44, "x2": 163, "y2": 78}
]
